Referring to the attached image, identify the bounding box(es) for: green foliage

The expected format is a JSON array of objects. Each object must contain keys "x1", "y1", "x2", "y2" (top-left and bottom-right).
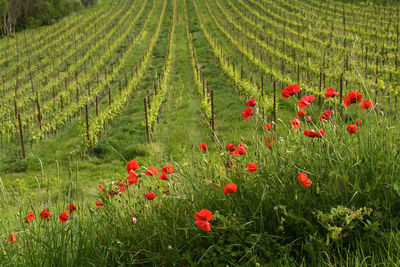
[{"x1": 0, "y1": 146, "x2": 27, "y2": 173}]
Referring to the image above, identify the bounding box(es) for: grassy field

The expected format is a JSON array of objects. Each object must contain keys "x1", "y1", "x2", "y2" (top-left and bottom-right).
[{"x1": 0, "y1": 0, "x2": 400, "y2": 265}]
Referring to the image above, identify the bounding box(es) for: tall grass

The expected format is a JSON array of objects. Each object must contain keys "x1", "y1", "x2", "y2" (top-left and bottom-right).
[{"x1": 1, "y1": 95, "x2": 399, "y2": 265}]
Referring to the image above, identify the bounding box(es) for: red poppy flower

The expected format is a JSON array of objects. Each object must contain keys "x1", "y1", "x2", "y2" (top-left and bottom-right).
[
  {"x1": 235, "y1": 143, "x2": 246, "y2": 155},
  {"x1": 303, "y1": 129, "x2": 315, "y2": 138},
  {"x1": 198, "y1": 142, "x2": 208, "y2": 150},
  {"x1": 225, "y1": 143, "x2": 236, "y2": 152},
  {"x1": 162, "y1": 164, "x2": 175, "y2": 174},
  {"x1": 245, "y1": 98, "x2": 256, "y2": 106},
  {"x1": 291, "y1": 116, "x2": 300, "y2": 129},
  {"x1": 117, "y1": 181, "x2": 127, "y2": 193},
  {"x1": 316, "y1": 128, "x2": 324, "y2": 138},
  {"x1": 298, "y1": 95, "x2": 316, "y2": 109},
  {"x1": 355, "y1": 119, "x2": 362, "y2": 126},
  {"x1": 347, "y1": 124, "x2": 358, "y2": 134},
  {"x1": 242, "y1": 107, "x2": 254, "y2": 120},
  {"x1": 67, "y1": 203, "x2": 76, "y2": 214},
  {"x1": 297, "y1": 110, "x2": 306, "y2": 117},
  {"x1": 40, "y1": 209, "x2": 53, "y2": 220},
  {"x1": 305, "y1": 115, "x2": 312, "y2": 123},
  {"x1": 194, "y1": 209, "x2": 213, "y2": 221},
  {"x1": 8, "y1": 233, "x2": 17, "y2": 244},
  {"x1": 344, "y1": 91, "x2": 363, "y2": 107},
  {"x1": 59, "y1": 211, "x2": 69, "y2": 223},
  {"x1": 266, "y1": 136, "x2": 274, "y2": 143},
  {"x1": 99, "y1": 184, "x2": 104, "y2": 191},
  {"x1": 297, "y1": 172, "x2": 312, "y2": 187},
  {"x1": 265, "y1": 123, "x2": 272, "y2": 131},
  {"x1": 145, "y1": 167, "x2": 159, "y2": 176},
  {"x1": 159, "y1": 171, "x2": 168, "y2": 180},
  {"x1": 248, "y1": 162, "x2": 258, "y2": 172},
  {"x1": 126, "y1": 159, "x2": 139, "y2": 173},
  {"x1": 324, "y1": 87, "x2": 338, "y2": 98},
  {"x1": 25, "y1": 211, "x2": 35, "y2": 223},
  {"x1": 144, "y1": 192, "x2": 156, "y2": 200},
  {"x1": 319, "y1": 110, "x2": 331, "y2": 121},
  {"x1": 224, "y1": 183, "x2": 237, "y2": 194},
  {"x1": 194, "y1": 220, "x2": 211, "y2": 231},
  {"x1": 268, "y1": 143, "x2": 272, "y2": 150},
  {"x1": 359, "y1": 100, "x2": 374, "y2": 109},
  {"x1": 282, "y1": 84, "x2": 300, "y2": 98},
  {"x1": 127, "y1": 171, "x2": 139, "y2": 185},
  {"x1": 96, "y1": 200, "x2": 103, "y2": 208},
  {"x1": 303, "y1": 129, "x2": 324, "y2": 138}
]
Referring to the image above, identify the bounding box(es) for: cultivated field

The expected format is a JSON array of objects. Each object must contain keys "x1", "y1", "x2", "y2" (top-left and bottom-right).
[{"x1": 0, "y1": 0, "x2": 400, "y2": 265}]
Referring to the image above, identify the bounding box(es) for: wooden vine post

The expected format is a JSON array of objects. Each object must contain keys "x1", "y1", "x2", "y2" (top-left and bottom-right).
[
  {"x1": 85, "y1": 104, "x2": 90, "y2": 152},
  {"x1": 273, "y1": 80, "x2": 277, "y2": 130},
  {"x1": 339, "y1": 73, "x2": 343, "y2": 117},
  {"x1": 144, "y1": 98, "x2": 150, "y2": 144},
  {"x1": 211, "y1": 89, "x2": 215, "y2": 135},
  {"x1": 18, "y1": 114, "x2": 25, "y2": 159}
]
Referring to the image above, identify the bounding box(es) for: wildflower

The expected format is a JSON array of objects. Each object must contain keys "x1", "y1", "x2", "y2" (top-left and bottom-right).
[
  {"x1": 96, "y1": 200, "x2": 103, "y2": 208},
  {"x1": 245, "y1": 98, "x2": 256, "y2": 106},
  {"x1": 193, "y1": 220, "x2": 211, "y2": 231},
  {"x1": 248, "y1": 162, "x2": 258, "y2": 172},
  {"x1": 316, "y1": 128, "x2": 324, "y2": 138},
  {"x1": 40, "y1": 209, "x2": 53, "y2": 220},
  {"x1": 145, "y1": 167, "x2": 159, "y2": 176},
  {"x1": 344, "y1": 91, "x2": 362, "y2": 107},
  {"x1": 291, "y1": 116, "x2": 300, "y2": 129},
  {"x1": 266, "y1": 136, "x2": 274, "y2": 143},
  {"x1": 127, "y1": 171, "x2": 139, "y2": 185},
  {"x1": 224, "y1": 183, "x2": 237, "y2": 194},
  {"x1": 193, "y1": 209, "x2": 213, "y2": 231},
  {"x1": 159, "y1": 171, "x2": 168, "y2": 180},
  {"x1": 131, "y1": 217, "x2": 137, "y2": 225},
  {"x1": 26, "y1": 211, "x2": 35, "y2": 223},
  {"x1": 303, "y1": 129, "x2": 324, "y2": 138},
  {"x1": 144, "y1": 192, "x2": 156, "y2": 200},
  {"x1": 225, "y1": 143, "x2": 236, "y2": 152},
  {"x1": 297, "y1": 110, "x2": 306, "y2": 117},
  {"x1": 324, "y1": 87, "x2": 338, "y2": 98},
  {"x1": 8, "y1": 233, "x2": 17, "y2": 244},
  {"x1": 268, "y1": 143, "x2": 272, "y2": 150},
  {"x1": 265, "y1": 123, "x2": 272, "y2": 131},
  {"x1": 162, "y1": 164, "x2": 175, "y2": 174},
  {"x1": 67, "y1": 203, "x2": 76, "y2": 214},
  {"x1": 59, "y1": 211, "x2": 69, "y2": 223},
  {"x1": 198, "y1": 142, "x2": 208, "y2": 151},
  {"x1": 355, "y1": 119, "x2": 362, "y2": 126},
  {"x1": 319, "y1": 110, "x2": 331, "y2": 121},
  {"x1": 242, "y1": 107, "x2": 254, "y2": 120},
  {"x1": 347, "y1": 124, "x2": 359, "y2": 134},
  {"x1": 298, "y1": 95, "x2": 316, "y2": 109},
  {"x1": 359, "y1": 100, "x2": 374, "y2": 109},
  {"x1": 297, "y1": 172, "x2": 312, "y2": 187},
  {"x1": 126, "y1": 159, "x2": 139, "y2": 173},
  {"x1": 235, "y1": 143, "x2": 246, "y2": 155},
  {"x1": 117, "y1": 181, "x2": 127, "y2": 193},
  {"x1": 99, "y1": 184, "x2": 104, "y2": 190},
  {"x1": 282, "y1": 84, "x2": 300, "y2": 98},
  {"x1": 194, "y1": 209, "x2": 213, "y2": 221},
  {"x1": 305, "y1": 115, "x2": 312, "y2": 123}
]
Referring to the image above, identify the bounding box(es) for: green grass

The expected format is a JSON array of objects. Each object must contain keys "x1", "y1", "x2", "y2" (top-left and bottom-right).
[{"x1": 1, "y1": 0, "x2": 400, "y2": 265}]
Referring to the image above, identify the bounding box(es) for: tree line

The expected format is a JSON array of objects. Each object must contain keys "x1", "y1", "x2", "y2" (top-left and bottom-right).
[{"x1": 0, "y1": 0, "x2": 97, "y2": 35}]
